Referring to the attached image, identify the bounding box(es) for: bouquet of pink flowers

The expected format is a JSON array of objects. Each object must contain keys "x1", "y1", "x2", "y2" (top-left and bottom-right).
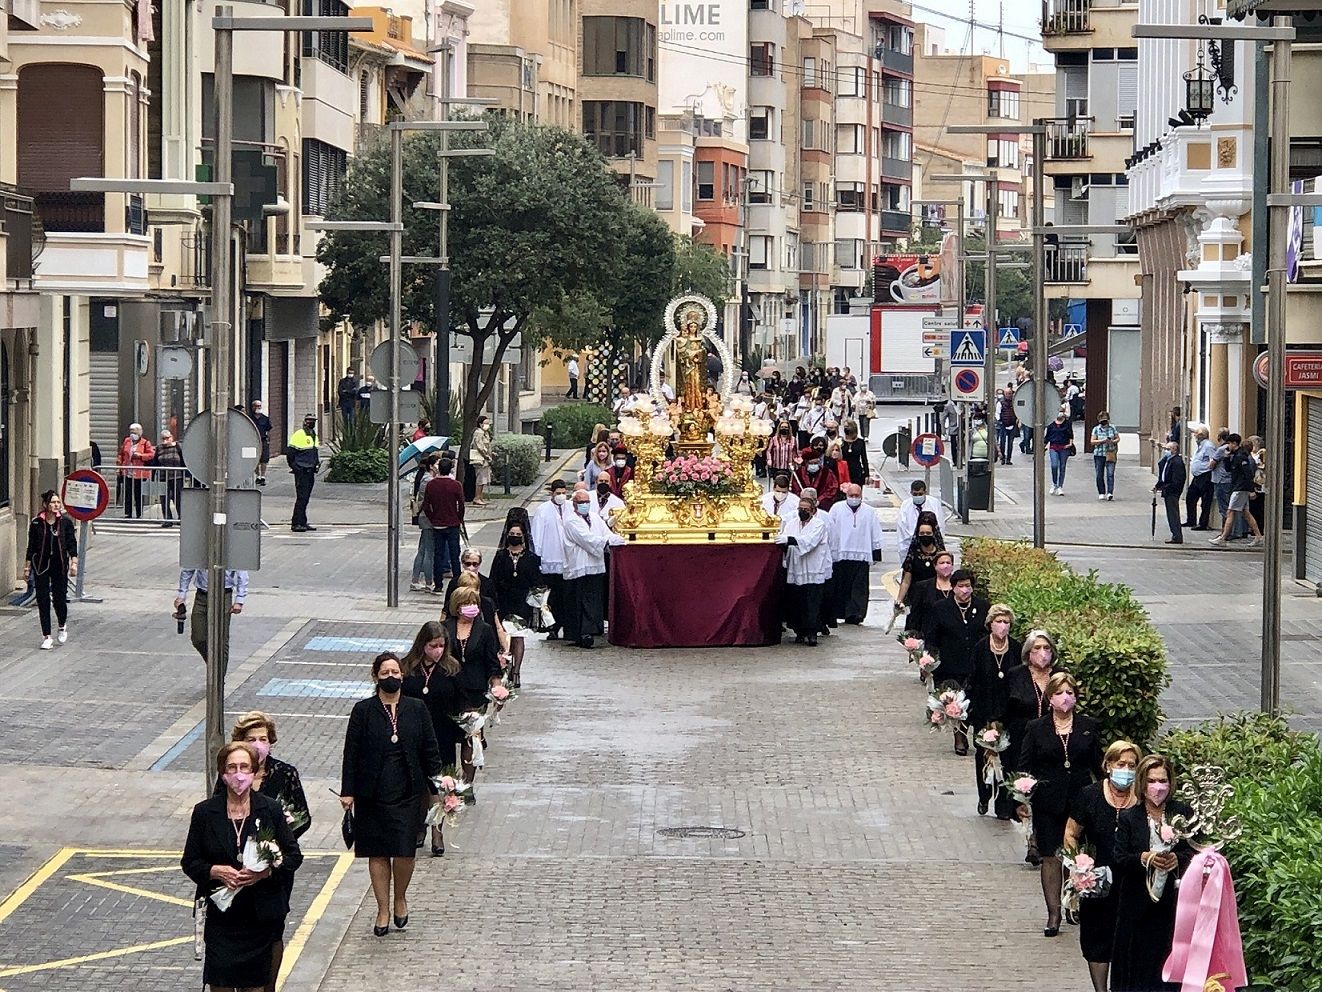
[
  {"x1": 925, "y1": 684, "x2": 969, "y2": 733},
  {"x1": 653, "y1": 454, "x2": 741, "y2": 497},
  {"x1": 1003, "y1": 772, "x2": 1039, "y2": 806},
  {"x1": 975, "y1": 722, "x2": 1011, "y2": 789},
  {"x1": 896, "y1": 633, "x2": 925, "y2": 664},
  {"x1": 1146, "y1": 819, "x2": 1184, "y2": 901},
  {"x1": 426, "y1": 768, "x2": 472, "y2": 828},
  {"x1": 916, "y1": 651, "x2": 941, "y2": 689},
  {"x1": 1061, "y1": 846, "x2": 1112, "y2": 911}
]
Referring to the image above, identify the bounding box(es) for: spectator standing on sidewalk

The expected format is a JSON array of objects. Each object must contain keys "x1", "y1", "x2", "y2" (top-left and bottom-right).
[
  {"x1": 994, "y1": 387, "x2": 1019, "y2": 466},
  {"x1": 337, "y1": 368, "x2": 359, "y2": 426},
  {"x1": 176, "y1": 567, "x2": 248, "y2": 677},
  {"x1": 1209, "y1": 427, "x2": 1238, "y2": 537},
  {"x1": 249, "y1": 401, "x2": 273, "y2": 486},
  {"x1": 152, "y1": 428, "x2": 187, "y2": 526},
  {"x1": 409, "y1": 454, "x2": 439, "y2": 592},
  {"x1": 1045, "y1": 410, "x2": 1074, "y2": 496},
  {"x1": 469, "y1": 415, "x2": 492, "y2": 507},
  {"x1": 119, "y1": 423, "x2": 155, "y2": 518},
  {"x1": 24, "y1": 490, "x2": 78, "y2": 650},
  {"x1": 1153, "y1": 441, "x2": 1186, "y2": 545},
  {"x1": 422, "y1": 455, "x2": 465, "y2": 589},
  {"x1": 285, "y1": 415, "x2": 321, "y2": 532},
  {"x1": 1210, "y1": 434, "x2": 1263, "y2": 547},
  {"x1": 1184, "y1": 424, "x2": 1216, "y2": 530},
  {"x1": 565, "y1": 354, "x2": 580, "y2": 399},
  {"x1": 1246, "y1": 436, "x2": 1267, "y2": 535},
  {"x1": 1089, "y1": 411, "x2": 1119, "y2": 501}
]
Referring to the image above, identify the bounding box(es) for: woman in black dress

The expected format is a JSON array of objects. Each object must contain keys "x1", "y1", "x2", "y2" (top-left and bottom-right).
[
  {"x1": 922, "y1": 568, "x2": 989, "y2": 756},
  {"x1": 839, "y1": 421, "x2": 869, "y2": 483},
  {"x1": 1064, "y1": 739, "x2": 1142, "y2": 992},
  {"x1": 1018, "y1": 671, "x2": 1104, "y2": 937},
  {"x1": 183, "y1": 741, "x2": 303, "y2": 992},
  {"x1": 1004, "y1": 629, "x2": 1059, "y2": 862},
  {"x1": 210, "y1": 713, "x2": 309, "y2": 992},
  {"x1": 444, "y1": 587, "x2": 507, "y2": 796},
  {"x1": 402, "y1": 622, "x2": 464, "y2": 857},
  {"x1": 967, "y1": 604, "x2": 1023, "y2": 818},
  {"x1": 894, "y1": 514, "x2": 945, "y2": 635},
  {"x1": 340, "y1": 652, "x2": 443, "y2": 936},
  {"x1": 1111, "y1": 755, "x2": 1194, "y2": 992},
  {"x1": 490, "y1": 517, "x2": 544, "y2": 689}
]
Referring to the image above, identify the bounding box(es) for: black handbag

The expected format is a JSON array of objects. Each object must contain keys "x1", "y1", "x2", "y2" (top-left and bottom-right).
[{"x1": 340, "y1": 808, "x2": 355, "y2": 850}]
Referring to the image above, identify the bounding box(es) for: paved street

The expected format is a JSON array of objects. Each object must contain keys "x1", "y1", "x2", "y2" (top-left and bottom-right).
[{"x1": 0, "y1": 418, "x2": 1316, "y2": 990}]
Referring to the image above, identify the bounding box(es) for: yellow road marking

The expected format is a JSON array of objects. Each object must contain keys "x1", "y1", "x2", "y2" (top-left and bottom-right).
[
  {"x1": 0, "y1": 848, "x2": 75, "y2": 925},
  {"x1": 65, "y1": 870, "x2": 194, "y2": 908},
  {"x1": 77, "y1": 850, "x2": 181, "y2": 858},
  {"x1": 276, "y1": 851, "x2": 355, "y2": 990},
  {"x1": 0, "y1": 937, "x2": 192, "y2": 978}
]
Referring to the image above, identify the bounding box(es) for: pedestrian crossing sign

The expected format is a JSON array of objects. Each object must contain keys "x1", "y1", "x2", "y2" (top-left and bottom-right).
[
  {"x1": 949, "y1": 328, "x2": 986, "y2": 367},
  {"x1": 998, "y1": 327, "x2": 1020, "y2": 349}
]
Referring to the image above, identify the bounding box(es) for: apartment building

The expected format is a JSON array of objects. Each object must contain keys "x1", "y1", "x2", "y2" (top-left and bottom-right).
[
  {"x1": 468, "y1": 0, "x2": 577, "y2": 125},
  {"x1": 1040, "y1": 0, "x2": 1142, "y2": 431}
]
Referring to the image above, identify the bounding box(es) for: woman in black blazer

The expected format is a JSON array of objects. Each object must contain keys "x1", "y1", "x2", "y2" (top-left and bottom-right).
[
  {"x1": 489, "y1": 516, "x2": 544, "y2": 689},
  {"x1": 23, "y1": 488, "x2": 79, "y2": 649},
  {"x1": 966, "y1": 604, "x2": 1023, "y2": 819},
  {"x1": 1018, "y1": 671, "x2": 1103, "y2": 937},
  {"x1": 1111, "y1": 755, "x2": 1194, "y2": 992},
  {"x1": 182, "y1": 741, "x2": 303, "y2": 992},
  {"x1": 402, "y1": 621, "x2": 467, "y2": 857},
  {"x1": 340, "y1": 652, "x2": 443, "y2": 936},
  {"x1": 1003, "y1": 630, "x2": 1060, "y2": 863},
  {"x1": 444, "y1": 587, "x2": 506, "y2": 788}
]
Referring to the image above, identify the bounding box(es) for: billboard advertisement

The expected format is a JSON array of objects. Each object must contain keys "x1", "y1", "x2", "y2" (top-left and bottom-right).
[{"x1": 658, "y1": 1, "x2": 749, "y2": 142}]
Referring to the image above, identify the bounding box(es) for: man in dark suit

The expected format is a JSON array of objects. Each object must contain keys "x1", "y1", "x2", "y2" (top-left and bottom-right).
[{"x1": 1154, "y1": 440, "x2": 1187, "y2": 545}]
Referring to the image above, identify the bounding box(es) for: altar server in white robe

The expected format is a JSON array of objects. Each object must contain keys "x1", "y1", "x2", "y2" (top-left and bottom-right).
[
  {"x1": 828, "y1": 484, "x2": 884, "y2": 625},
  {"x1": 760, "y1": 473, "x2": 798, "y2": 525},
  {"x1": 776, "y1": 491, "x2": 832, "y2": 646},
  {"x1": 562, "y1": 490, "x2": 626, "y2": 648},
  {"x1": 591, "y1": 478, "x2": 627, "y2": 530},
  {"x1": 532, "y1": 479, "x2": 570, "y2": 639}
]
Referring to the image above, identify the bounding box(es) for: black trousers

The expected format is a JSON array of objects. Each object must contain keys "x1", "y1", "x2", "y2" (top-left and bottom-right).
[
  {"x1": 1185, "y1": 472, "x2": 1213, "y2": 528},
  {"x1": 831, "y1": 560, "x2": 870, "y2": 622},
  {"x1": 189, "y1": 588, "x2": 233, "y2": 679},
  {"x1": 33, "y1": 569, "x2": 68, "y2": 637},
  {"x1": 566, "y1": 377, "x2": 579, "y2": 399},
  {"x1": 123, "y1": 477, "x2": 144, "y2": 517},
  {"x1": 787, "y1": 582, "x2": 825, "y2": 637},
  {"x1": 292, "y1": 469, "x2": 316, "y2": 528},
  {"x1": 562, "y1": 573, "x2": 606, "y2": 642},
  {"x1": 160, "y1": 476, "x2": 184, "y2": 520},
  {"x1": 1163, "y1": 492, "x2": 1183, "y2": 543}
]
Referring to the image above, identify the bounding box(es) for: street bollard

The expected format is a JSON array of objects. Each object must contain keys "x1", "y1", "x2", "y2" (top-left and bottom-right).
[
  {"x1": 503, "y1": 457, "x2": 512, "y2": 495},
  {"x1": 544, "y1": 423, "x2": 554, "y2": 462}
]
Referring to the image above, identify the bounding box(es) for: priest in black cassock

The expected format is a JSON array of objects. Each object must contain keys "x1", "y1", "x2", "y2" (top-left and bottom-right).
[
  {"x1": 561, "y1": 489, "x2": 625, "y2": 648},
  {"x1": 826, "y1": 484, "x2": 884, "y2": 624},
  {"x1": 923, "y1": 568, "x2": 990, "y2": 756}
]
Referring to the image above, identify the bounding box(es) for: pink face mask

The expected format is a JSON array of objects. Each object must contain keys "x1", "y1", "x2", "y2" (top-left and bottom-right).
[
  {"x1": 459, "y1": 604, "x2": 481, "y2": 619},
  {"x1": 1146, "y1": 781, "x2": 1170, "y2": 805},
  {"x1": 990, "y1": 620, "x2": 1011, "y2": 639},
  {"x1": 935, "y1": 561, "x2": 954, "y2": 578},
  {"x1": 1030, "y1": 646, "x2": 1053, "y2": 669},
  {"x1": 1050, "y1": 690, "x2": 1076, "y2": 714},
  {"x1": 248, "y1": 740, "x2": 271, "y2": 764},
  {"x1": 223, "y1": 771, "x2": 255, "y2": 795},
  {"x1": 424, "y1": 643, "x2": 446, "y2": 661}
]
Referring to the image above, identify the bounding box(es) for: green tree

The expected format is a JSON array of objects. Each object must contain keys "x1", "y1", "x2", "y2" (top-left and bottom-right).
[
  {"x1": 317, "y1": 117, "x2": 629, "y2": 464},
  {"x1": 673, "y1": 236, "x2": 733, "y2": 309}
]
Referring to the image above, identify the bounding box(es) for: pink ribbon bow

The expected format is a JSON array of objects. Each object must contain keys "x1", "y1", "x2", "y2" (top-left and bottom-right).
[{"x1": 1162, "y1": 850, "x2": 1248, "y2": 992}]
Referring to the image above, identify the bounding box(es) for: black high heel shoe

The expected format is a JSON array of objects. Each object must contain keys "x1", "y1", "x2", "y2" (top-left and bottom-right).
[
  {"x1": 431, "y1": 844, "x2": 445, "y2": 857},
  {"x1": 393, "y1": 913, "x2": 409, "y2": 930},
  {"x1": 373, "y1": 922, "x2": 389, "y2": 937},
  {"x1": 1044, "y1": 914, "x2": 1061, "y2": 938}
]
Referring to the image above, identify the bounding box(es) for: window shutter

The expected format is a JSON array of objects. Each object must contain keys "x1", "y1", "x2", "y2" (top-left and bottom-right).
[{"x1": 1116, "y1": 64, "x2": 1137, "y2": 126}]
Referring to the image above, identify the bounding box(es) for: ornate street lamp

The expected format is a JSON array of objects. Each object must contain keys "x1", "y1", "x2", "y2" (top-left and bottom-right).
[{"x1": 1185, "y1": 44, "x2": 1215, "y2": 123}]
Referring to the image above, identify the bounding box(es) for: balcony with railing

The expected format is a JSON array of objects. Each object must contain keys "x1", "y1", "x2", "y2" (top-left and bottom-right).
[
  {"x1": 1045, "y1": 118, "x2": 1092, "y2": 161},
  {"x1": 1045, "y1": 242, "x2": 1089, "y2": 283},
  {"x1": 876, "y1": 46, "x2": 914, "y2": 76},
  {"x1": 880, "y1": 209, "x2": 912, "y2": 234},
  {"x1": 27, "y1": 188, "x2": 151, "y2": 295},
  {"x1": 882, "y1": 102, "x2": 913, "y2": 129},
  {"x1": 1041, "y1": 0, "x2": 1090, "y2": 36},
  {"x1": 881, "y1": 156, "x2": 912, "y2": 181}
]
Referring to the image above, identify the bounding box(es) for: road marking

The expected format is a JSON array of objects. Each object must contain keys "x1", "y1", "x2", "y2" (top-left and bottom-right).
[
  {"x1": 258, "y1": 677, "x2": 373, "y2": 698},
  {"x1": 0, "y1": 848, "x2": 75, "y2": 925},
  {"x1": 276, "y1": 852, "x2": 354, "y2": 990},
  {"x1": 66, "y1": 867, "x2": 194, "y2": 908},
  {"x1": 0, "y1": 938, "x2": 192, "y2": 978},
  {"x1": 303, "y1": 636, "x2": 411, "y2": 653}
]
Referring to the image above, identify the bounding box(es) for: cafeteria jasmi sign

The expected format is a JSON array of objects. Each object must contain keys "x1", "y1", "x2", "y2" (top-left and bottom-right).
[{"x1": 1283, "y1": 353, "x2": 1322, "y2": 388}]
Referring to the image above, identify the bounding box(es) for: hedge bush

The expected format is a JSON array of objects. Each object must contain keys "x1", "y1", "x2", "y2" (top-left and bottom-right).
[
  {"x1": 1161, "y1": 712, "x2": 1315, "y2": 785},
  {"x1": 490, "y1": 433, "x2": 542, "y2": 487},
  {"x1": 326, "y1": 448, "x2": 390, "y2": 483},
  {"x1": 958, "y1": 537, "x2": 1169, "y2": 748},
  {"x1": 541, "y1": 403, "x2": 613, "y2": 450}
]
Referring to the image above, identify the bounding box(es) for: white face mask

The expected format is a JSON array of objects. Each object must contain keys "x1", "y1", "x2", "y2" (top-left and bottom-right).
[
  {"x1": 129, "y1": 433, "x2": 140, "y2": 442},
  {"x1": 614, "y1": 459, "x2": 627, "y2": 468},
  {"x1": 846, "y1": 497, "x2": 862, "y2": 508},
  {"x1": 553, "y1": 493, "x2": 567, "y2": 505}
]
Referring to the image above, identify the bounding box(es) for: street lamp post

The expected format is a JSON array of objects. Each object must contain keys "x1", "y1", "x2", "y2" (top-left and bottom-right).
[{"x1": 1133, "y1": 17, "x2": 1297, "y2": 714}]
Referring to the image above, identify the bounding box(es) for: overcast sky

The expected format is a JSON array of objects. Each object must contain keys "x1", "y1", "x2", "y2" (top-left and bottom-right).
[{"x1": 913, "y1": 0, "x2": 1050, "y2": 71}]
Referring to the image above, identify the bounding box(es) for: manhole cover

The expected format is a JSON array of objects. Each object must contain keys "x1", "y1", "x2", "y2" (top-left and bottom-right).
[{"x1": 656, "y1": 826, "x2": 746, "y2": 839}]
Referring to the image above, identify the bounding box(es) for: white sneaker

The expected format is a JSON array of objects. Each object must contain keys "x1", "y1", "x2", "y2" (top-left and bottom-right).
[
  {"x1": 57, "y1": 626, "x2": 68, "y2": 644},
  {"x1": 1057, "y1": 487, "x2": 1065, "y2": 496},
  {"x1": 409, "y1": 580, "x2": 426, "y2": 592},
  {"x1": 1209, "y1": 535, "x2": 1225, "y2": 546},
  {"x1": 1098, "y1": 494, "x2": 1107, "y2": 501},
  {"x1": 1249, "y1": 536, "x2": 1264, "y2": 548},
  {"x1": 40, "y1": 636, "x2": 53, "y2": 650},
  {"x1": 1107, "y1": 493, "x2": 1114, "y2": 501}
]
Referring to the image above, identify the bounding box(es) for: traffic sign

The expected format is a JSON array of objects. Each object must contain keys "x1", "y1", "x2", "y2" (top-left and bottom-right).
[
  {"x1": 1282, "y1": 352, "x2": 1322, "y2": 388},
  {"x1": 911, "y1": 432, "x2": 945, "y2": 467},
  {"x1": 61, "y1": 469, "x2": 109, "y2": 522},
  {"x1": 1062, "y1": 323, "x2": 1084, "y2": 338},
  {"x1": 369, "y1": 339, "x2": 421, "y2": 384},
  {"x1": 949, "y1": 328, "x2": 986, "y2": 367},
  {"x1": 1012, "y1": 381, "x2": 1064, "y2": 427},
  {"x1": 1252, "y1": 352, "x2": 1270, "y2": 390},
  {"x1": 997, "y1": 326, "x2": 1020, "y2": 350},
  {"x1": 921, "y1": 330, "x2": 944, "y2": 344},
  {"x1": 370, "y1": 388, "x2": 421, "y2": 425},
  {"x1": 950, "y1": 366, "x2": 982, "y2": 403},
  {"x1": 922, "y1": 344, "x2": 946, "y2": 359},
  {"x1": 179, "y1": 488, "x2": 262, "y2": 571},
  {"x1": 922, "y1": 315, "x2": 958, "y2": 330},
  {"x1": 181, "y1": 409, "x2": 262, "y2": 484}
]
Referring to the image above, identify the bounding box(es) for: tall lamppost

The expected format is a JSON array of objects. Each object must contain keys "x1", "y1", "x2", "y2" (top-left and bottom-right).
[{"x1": 1133, "y1": 17, "x2": 1297, "y2": 714}]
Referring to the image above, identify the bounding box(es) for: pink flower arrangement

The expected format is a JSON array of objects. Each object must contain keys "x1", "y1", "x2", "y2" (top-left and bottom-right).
[
  {"x1": 1013, "y1": 776, "x2": 1037, "y2": 795},
  {"x1": 1073, "y1": 852, "x2": 1095, "y2": 870},
  {"x1": 491, "y1": 684, "x2": 509, "y2": 702},
  {"x1": 926, "y1": 685, "x2": 969, "y2": 732},
  {"x1": 654, "y1": 455, "x2": 740, "y2": 497},
  {"x1": 983, "y1": 728, "x2": 1000, "y2": 743},
  {"x1": 943, "y1": 701, "x2": 963, "y2": 718},
  {"x1": 1159, "y1": 824, "x2": 1175, "y2": 844},
  {"x1": 903, "y1": 637, "x2": 921, "y2": 652},
  {"x1": 929, "y1": 711, "x2": 943, "y2": 725},
  {"x1": 1004, "y1": 773, "x2": 1039, "y2": 805},
  {"x1": 439, "y1": 775, "x2": 456, "y2": 793},
  {"x1": 442, "y1": 794, "x2": 462, "y2": 813}
]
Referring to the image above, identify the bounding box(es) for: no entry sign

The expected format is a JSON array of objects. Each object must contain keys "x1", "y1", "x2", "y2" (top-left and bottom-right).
[
  {"x1": 911, "y1": 433, "x2": 945, "y2": 467},
  {"x1": 61, "y1": 469, "x2": 109, "y2": 522},
  {"x1": 950, "y1": 366, "x2": 982, "y2": 403}
]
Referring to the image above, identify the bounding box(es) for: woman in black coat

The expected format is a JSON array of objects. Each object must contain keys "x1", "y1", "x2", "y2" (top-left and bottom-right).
[
  {"x1": 340, "y1": 652, "x2": 443, "y2": 936},
  {"x1": 922, "y1": 568, "x2": 989, "y2": 757},
  {"x1": 895, "y1": 518, "x2": 946, "y2": 636},
  {"x1": 1064, "y1": 740, "x2": 1143, "y2": 992},
  {"x1": 489, "y1": 516, "x2": 543, "y2": 689},
  {"x1": 1111, "y1": 755, "x2": 1194, "y2": 992},
  {"x1": 966, "y1": 604, "x2": 1023, "y2": 819},
  {"x1": 1018, "y1": 671, "x2": 1103, "y2": 937},
  {"x1": 444, "y1": 587, "x2": 506, "y2": 789},
  {"x1": 23, "y1": 489, "x2": 78, "y2": 649},
  {"x1": 182, "y1": 741, "x2": 303, "y2": 992}
]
